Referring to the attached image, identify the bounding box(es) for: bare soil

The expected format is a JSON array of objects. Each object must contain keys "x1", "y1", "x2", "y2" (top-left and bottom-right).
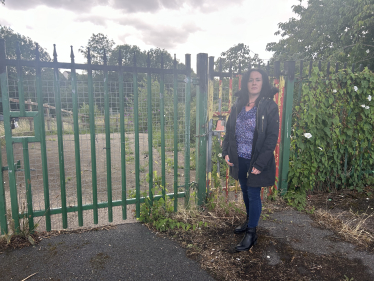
[
  {"x1": 151, "y1": 188, "x2": 374, "y2": 281},
  {"x1": 1, "y1": 132, "x2": 193, "y2": 230}
]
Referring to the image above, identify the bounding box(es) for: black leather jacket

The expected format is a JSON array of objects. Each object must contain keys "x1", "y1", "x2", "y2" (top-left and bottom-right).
[{"x1": 222, "y1": 94, "x2": 279, "y2": 187}]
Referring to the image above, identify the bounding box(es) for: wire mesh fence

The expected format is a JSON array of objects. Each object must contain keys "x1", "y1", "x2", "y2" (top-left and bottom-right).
[{"x1": 0, "y1": 72, "x2": 194, "y2": 232}]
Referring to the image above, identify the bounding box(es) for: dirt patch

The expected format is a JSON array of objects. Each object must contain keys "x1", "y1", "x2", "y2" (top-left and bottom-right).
[
  {"x1": 0, "y1": 224, "x2": 116, "y2": 254},
  {"x1": 147, "y1": 189, "x2": 374, "y2": 281},
  {"x1": 1, "y1": 132, "x2": 194, "y2": 230},
  {"x1": 0, "y1": 233, "x2": 40, "y2": 252},
  {"x1": 307, "y1": 188, "x2": 374, "y2": 251}
]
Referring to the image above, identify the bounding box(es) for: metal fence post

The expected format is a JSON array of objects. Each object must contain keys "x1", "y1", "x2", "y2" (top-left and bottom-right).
[
  {"x1": 0, "y1": 39, "x2": 20, "y2": 231},
  {"x1": 279, "y1": 61, "x2": 296, "y2": 195},
  {"x1": 196, "y1": 53, "x2": 208, "y2": 206},
  {"x1": 184, "y1": 54, "x2": 191, "y2": 207},
  {"x1": 0, "y1": 138, "x2": 7, "y2": 235}
]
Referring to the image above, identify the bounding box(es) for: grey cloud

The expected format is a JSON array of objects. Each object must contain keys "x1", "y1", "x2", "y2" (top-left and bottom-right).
[
  {"x1": 0, "y1": 18, "x2": 11, "y2": 27},
  {"x1": 6, "y1": 0, "x2": 243, "y2": 13},
  {"x1": 76, "y1": 15, "x2": 108, "y2": 26},
  {"x1": 6, "y1": 0, "x2": 108, "y2": 12},
  {"x1": 111, "y1": 0, "x2": 243, "y2": 13},
  {"x1": 117, "y1": 18, "x2": 201, "y2": 49}
]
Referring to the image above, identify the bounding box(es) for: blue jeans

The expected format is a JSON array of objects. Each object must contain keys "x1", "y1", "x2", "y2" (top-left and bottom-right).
[{"x1": 238, "y1": 157, "x2": 262, "y2": 228}]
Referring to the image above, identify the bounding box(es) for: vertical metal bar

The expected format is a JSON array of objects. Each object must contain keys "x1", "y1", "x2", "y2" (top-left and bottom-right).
[
  {"x1": 146, "y1": 53, "x2": 153, "y2": 204},
  {"x1": 359, "y1": 64, "x2": 363, "y2": 72},
  {"x1": 0, "y1": 134, "x2": 7, "y2": 234},
  {"x1": 87, "y1": 48, "x2": 98, "y2": 224},
  {"x1": 274, "y1": 61, "x2": 283, "y2": 190},
  {"x1": 133, "y1": 53, "x2": 141, "y2": 218},
  {"x1": 351, "y1": 63, "x2": 355, "y2": 72},
  {"x1": 53, "y1": 45, "x2": 67, "y2": 229},
  {"x1": 70, "y1": 46, "x2": 83, "y2": 226},
  {"x1": 173, "y1": 54, "x2": 178, "y2": 211},
  {"x1": 35, "y1": 43, "x2": 51, "y2": 231},
  {"x1": 326, "y1": 62, "x2": 330, "y2": 77},
  {"x1": 22, "y1": 139, "x2": 34, "y2": 231},
  {"x1": 118, "y1": 49, "x2": 127, "y2": 220},
  {"x1": 103, "y1": 50, "x2": 113, "y2": 222},
  {"x1": 335, "y1": 63, "x2": 339, "y2": 74},
  {"x1": 0, "y1": 39, "x2": 20, "y2": 231},
  {"x1": 196, "y1": 53, "x2": 208, "y2": 206},
  {"x1": 318, "y1": 61, "x2": 321, "y2": 71},
  {"x1": 184, "y1": 54, "x2": 191, "y2": 207},
  {"x1": 160, "y1": 55, "x2": 166, "y2": 199},
  {"x1": 16, "y1": 42, "x2": 26, "y2": 115},
  {"x1": 207, "y1": 57, "x2": 214, "y2": 122},
  {"x1": 279, "y1": 61, "x2": 296, "y2": 195},
  {"x1": 309, "y1": 61, "x2": 313, "y2": 78},
  {"x1": 206, "y1": 57, "x2": 215, "y2": 194}
]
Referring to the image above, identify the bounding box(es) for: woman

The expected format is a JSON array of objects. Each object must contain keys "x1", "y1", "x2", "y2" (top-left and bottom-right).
[{"x1": 222, "y1": 68, "x2": 279, "y2": 252}]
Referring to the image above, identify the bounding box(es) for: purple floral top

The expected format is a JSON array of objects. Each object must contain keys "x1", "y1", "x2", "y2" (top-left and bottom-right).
[{"x1": 235, "y1": 106, "x2": 257, "y2": 160}]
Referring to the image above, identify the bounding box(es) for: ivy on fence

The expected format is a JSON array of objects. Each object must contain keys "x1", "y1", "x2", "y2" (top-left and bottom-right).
[{"x1": 287, "y1": 67, "x2": 374, "y2": 209}]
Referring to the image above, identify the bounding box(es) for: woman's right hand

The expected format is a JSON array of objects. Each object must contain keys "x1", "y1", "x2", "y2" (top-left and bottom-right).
[{"x1": 225, "y1": 155, "x2": 234, "y2": 167}]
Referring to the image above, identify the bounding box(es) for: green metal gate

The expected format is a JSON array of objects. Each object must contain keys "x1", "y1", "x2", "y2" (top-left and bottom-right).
[
  {"x1": 0, "y1": 39, "x2": 208, "y2": 234},
  {"x1": 0, "y1": 38, "x2": 301, "y2": 235}
]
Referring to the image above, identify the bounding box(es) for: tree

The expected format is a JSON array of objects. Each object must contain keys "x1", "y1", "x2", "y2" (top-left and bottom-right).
[
  {"x1": 0, "y1": 25, "x2": 50, "y2": 62},
  {"x1": 0, "y1": 25, "x2": 51, "y2": 80},
  {"x1": 214, "y1": 43, "x2": 264, "y2": 73},
  {"x1": 266, "y1": 0, "x2": 374, "y2": 66},
  {"x1": 79, "y1": 33, "x2": 115, "y2": 65}
]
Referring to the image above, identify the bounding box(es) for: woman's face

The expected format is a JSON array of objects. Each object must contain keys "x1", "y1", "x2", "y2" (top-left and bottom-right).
[{"x1": 247, "y1": 71, "x2": 263, "y2": 96}]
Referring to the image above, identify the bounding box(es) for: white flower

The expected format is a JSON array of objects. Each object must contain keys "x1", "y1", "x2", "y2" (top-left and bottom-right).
[
  {"x1": 348, "y1": 54, "x2": 350, "y2": 57},
  {"x1": 361, "y1": 104, "x2": 366, "y2": 108},
  {"x1": 368, "y1": 95, "x2": 372, "y2": 101},
  {"x1": 304, "y1": 133, "x2": 312, "y2": 139},
  {"x1": 318, "y1": 147, "x2": 323, "y2": 150},
  {"x1": 218, "y1": 153, "x2": 222, "y2": 158},
  {"x1": 354, "y1": 86, "x2": 358, "y2": 92},
  {"x1": 361, "y1": 105, "x2": 370, "y2": 109},
  {"x1": 365, "y1": 106, "x2": 370, "y2": 110},
  {"x1": 333, "y1": 89, "x2": 337, "y2": 93},
  {"x1": 367, "y1": 49, "x2": 370, "y2": 54}
]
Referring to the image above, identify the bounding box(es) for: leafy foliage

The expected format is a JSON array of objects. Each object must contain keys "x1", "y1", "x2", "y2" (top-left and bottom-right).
[
  {"x1": 266, "y1": 0, "x2": 374, "y2": 65},
  {"x1": 0, "y1": 26, "x2": 51, "y2": 75},
  {"x1": 214, "y1": 43, "x2": 264, "y2": 73},
  {"x1": 287, "y1": 67, "x2": 374, "y2": 208},
  {"x1": 138, "y1": 172, "x2": 206, "y2": 232},
  {"x1": 79, "y1": 33, "x2": 115, "y2": 65}
]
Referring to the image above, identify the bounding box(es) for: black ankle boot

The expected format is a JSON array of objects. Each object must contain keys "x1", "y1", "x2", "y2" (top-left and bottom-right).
[
  {"x1": 234, "y1": 220, "x2": 248, "y2": 234},
  {"x1": 235, "y1": 227, "x2": 257, "y2": 252}
]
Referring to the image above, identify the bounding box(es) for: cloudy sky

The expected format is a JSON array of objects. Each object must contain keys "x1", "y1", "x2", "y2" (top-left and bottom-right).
[{"x1": 0, "y1": 0, "x2": 300, "y2": 69}]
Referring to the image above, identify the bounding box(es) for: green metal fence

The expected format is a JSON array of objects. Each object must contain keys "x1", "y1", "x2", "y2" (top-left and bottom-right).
[
  {"x1": 0, "y1": 39, "x2": 198, "y2": 234},
  {"x1": 4, "y1": 38, "x2": 361, "y2": 236}
]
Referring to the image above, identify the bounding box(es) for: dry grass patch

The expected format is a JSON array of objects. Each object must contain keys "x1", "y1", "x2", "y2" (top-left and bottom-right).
[{"x1": 313, "y1": 208, "x2": 374, "y2": 248}]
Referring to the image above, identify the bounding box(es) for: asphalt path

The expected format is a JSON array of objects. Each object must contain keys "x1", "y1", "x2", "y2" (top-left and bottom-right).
[
  {"x1": 1, "y1": 209, "x2": 374, "y2": 280},
  {"x1": 0, "y1": 223, "x2": 215, "y2": 281}
]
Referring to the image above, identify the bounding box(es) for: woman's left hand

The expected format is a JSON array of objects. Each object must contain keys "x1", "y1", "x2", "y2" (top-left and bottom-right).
[{"x1": 251, "y1": 167, "x2": 261, "y2": 175}]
